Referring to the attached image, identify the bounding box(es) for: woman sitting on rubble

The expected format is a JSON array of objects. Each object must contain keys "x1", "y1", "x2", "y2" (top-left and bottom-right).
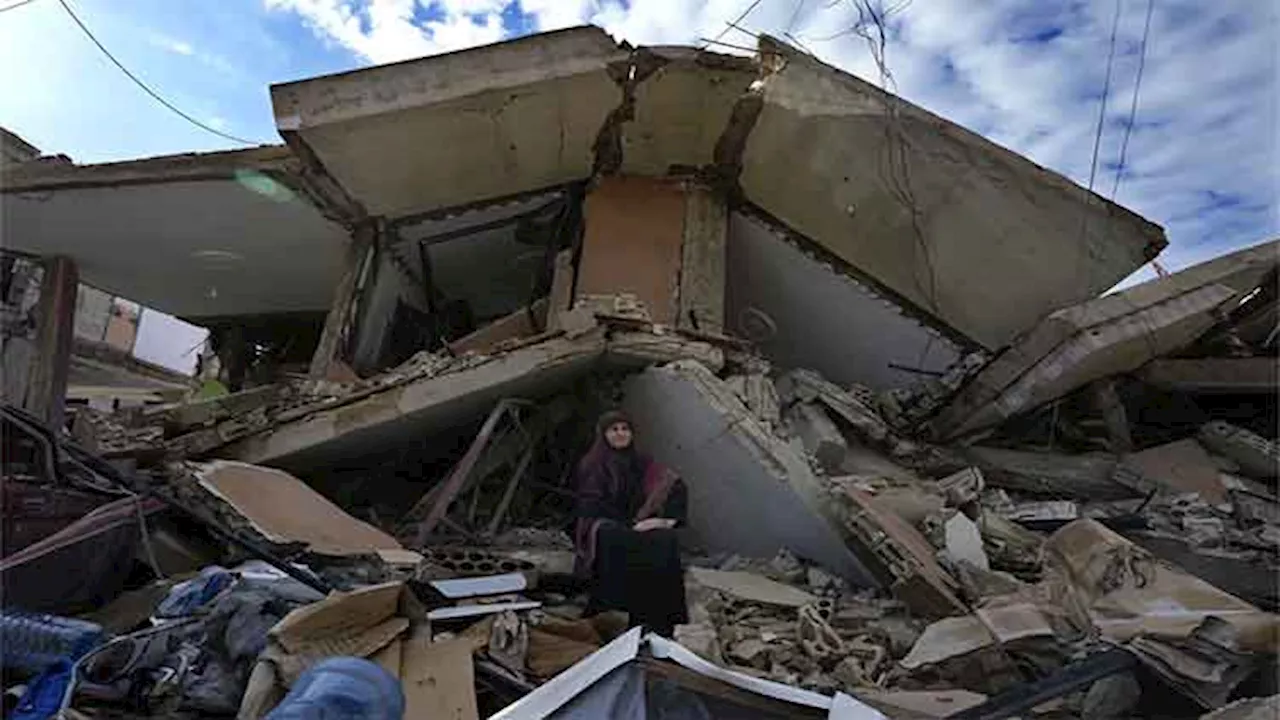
[{"x1": 573, "y1": 410, "x2": 689, "y2": 636}]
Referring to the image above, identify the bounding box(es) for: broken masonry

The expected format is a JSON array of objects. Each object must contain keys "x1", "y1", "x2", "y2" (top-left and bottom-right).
[{"x1": 2, "y1": 26, "x2": 1277, "y2": 720}]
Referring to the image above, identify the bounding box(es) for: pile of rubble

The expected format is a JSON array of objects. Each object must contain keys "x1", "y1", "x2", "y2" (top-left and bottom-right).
[{"x1": 5, "y1": 248, "x2": 1278, "y2": 718}]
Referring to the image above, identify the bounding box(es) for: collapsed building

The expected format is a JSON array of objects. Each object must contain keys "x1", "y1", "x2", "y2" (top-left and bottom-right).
[{"x1": 2, "y1": 27, "x2": 1276, "y2": 720}]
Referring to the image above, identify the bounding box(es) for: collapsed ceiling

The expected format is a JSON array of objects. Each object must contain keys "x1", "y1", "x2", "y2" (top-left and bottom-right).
[
  {"x1": 0, "y1": 147, "x2": 353, "y2": 320},
  {"x1": 270, "y1": 26, "x2": 1166, "y2": 350}
]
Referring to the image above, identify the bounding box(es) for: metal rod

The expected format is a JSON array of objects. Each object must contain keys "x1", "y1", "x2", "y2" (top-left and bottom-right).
[
  {"x1": 887, "y1": 362, "x2": 945, "y2": 377},
  {"x1": 486, "y1": 442, "x2": 537, "y2": 536},
  {"x1": 415, "y1": 399, "x2": 528, "y2": 544}
]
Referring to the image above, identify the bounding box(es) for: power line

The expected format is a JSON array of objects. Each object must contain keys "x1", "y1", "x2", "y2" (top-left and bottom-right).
[
  {"x1": 707, "y1": 0, "x2": 766, "y2": 46},
  {"x1": 1073, "y1": 0, "x2": 1126, "y2": 287},
  {"x1": 54, "y1": 0, "x2": 259, "y2": 146},
  {"x1": 784, "y1": 0, "x2": 806, "y2": 36},
  {"x1": 1086, "y1": 0, "x2": 1124, "y2": 192},
  {"x1": 0, "y1": 0, "x2": 39, "y2": 13},
  {"x1": 1111, "y1": 0, "x2": 1155, "y2": 200}
]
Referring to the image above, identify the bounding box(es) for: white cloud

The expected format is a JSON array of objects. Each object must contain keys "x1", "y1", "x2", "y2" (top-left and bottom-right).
[
  {"x1": 149, "y1": 33, "x2": 195, "y2": 55},
  {"x1": 264, "y1": 0, "x2": 505, "y2": 63},
  {"x1": 265, "y1": 0, "x2": 1276, "y2": 274}
]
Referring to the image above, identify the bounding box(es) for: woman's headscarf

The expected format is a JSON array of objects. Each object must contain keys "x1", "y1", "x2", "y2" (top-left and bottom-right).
[{"x1": 577, "y1": 409, "x2": 645, "y2": 500}]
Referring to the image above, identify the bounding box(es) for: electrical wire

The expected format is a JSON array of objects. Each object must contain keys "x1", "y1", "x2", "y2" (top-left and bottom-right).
[
  {"x1": 853, "y1": 0, "x2": 942, "y2": 314},
  {"x1": 784, "y1": 0, "x2": 806, "y2": 36},
  {"x1": 707, "y1": 0, "x2": 767, "y2": 46},
  {"x1": 54, "y1": 0, "x2": 259, "y2": 146},
  {"x1": 1110, "y1": 0, "x2": 1155, "y2": 200},
  {"x1": 1086, "y1": 0, "x2": 1124, "y2": 193},
  {"x1": 1073, "y1": 0, "x2": 1126, "y2": 287},
  {"x1": 0, "y1": 0, "x2": 38, "y2": 13}
]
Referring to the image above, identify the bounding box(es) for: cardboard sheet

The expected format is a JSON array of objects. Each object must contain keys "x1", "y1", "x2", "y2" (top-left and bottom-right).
[
  {"x1": 1045, "y1": 519, "x2": 1278, "y2": 651},
  {"x1": 401, "y1": 631, "x2": 478, "y2": 720},
  {"x1": 196, "y1": 460, "x2": 402, "y2": 555},
  {"x1": 240, "y1": 581, "x2": 477, "y2": 720},
  {"x1": 900, "y1": 603, "x2": 1054, "y2": 669}
]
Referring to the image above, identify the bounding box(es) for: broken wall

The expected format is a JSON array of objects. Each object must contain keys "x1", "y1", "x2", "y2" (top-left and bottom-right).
[
  {"x1": 726, "y1": 212, "x2": 961, "y2": 390},
  {"x1": 738, "y1": 39, "x2": 1165, "y2": 349},
  {"x1": 623, "y1": 361, "x2": 876, "y2": 586},
  {"x1": 932, "y1": 240, "x2": 1280, "y2": 439}
]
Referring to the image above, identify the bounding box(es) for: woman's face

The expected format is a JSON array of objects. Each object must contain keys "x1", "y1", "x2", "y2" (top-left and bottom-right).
[{"x1": 604, "y1": 421, "x2": 633, "y2": 450}]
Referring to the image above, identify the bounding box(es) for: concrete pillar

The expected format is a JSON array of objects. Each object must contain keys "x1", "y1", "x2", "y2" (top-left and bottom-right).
[
  {"x1": 678, "y1": 182, "x2": 727, "y2": 334},
  {"x1": 309, "y1": 224, "x2": 375, "y2": 380},
  {"x1": 27, "y1": 255, "x2": 77, "y2": 429}
]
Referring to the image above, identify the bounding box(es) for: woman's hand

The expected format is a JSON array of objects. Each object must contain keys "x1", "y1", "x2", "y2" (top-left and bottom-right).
[{"x1": 633, "y1": 517, "x2": 677, "y2": 532}]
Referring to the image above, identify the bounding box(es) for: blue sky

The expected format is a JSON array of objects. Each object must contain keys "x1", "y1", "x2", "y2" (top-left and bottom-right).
[{"x1": 2, "y1": 0, "x2": 1276, "y2": 369}]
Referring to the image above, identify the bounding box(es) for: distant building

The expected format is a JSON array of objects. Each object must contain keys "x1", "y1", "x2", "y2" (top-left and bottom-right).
[{"x1": 0, "y1": 127, "x2": 39, "y2": 167}]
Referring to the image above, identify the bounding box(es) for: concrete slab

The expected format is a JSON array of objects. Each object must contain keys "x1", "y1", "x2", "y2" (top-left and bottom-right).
[
  {"x1": 1121, "y1": 439, "x2": 1227, "y2": 505},
  {"x1": 622, "y1": 360, "x2": 876, "y2": 586},
  {"x1": 219, "y1": 328, "x2": 723, "y2": 469},
  {"x1": 1140, "y1": 357, "x2": 1279, "y2": 394},
  {"x1": 223, "y1": 330, "x2": 609, "y2": 467},
  {"x1": 727, "y1": 212, "x2": 960, "y2": 390},
  {"x1": 931, "y1": 240, "x2": 1280, "y2": 439},
  {"x1": 740, "y1": 38, "x2": 1165, "y2": 349},
  {"x1": 271, "y1": 27, "x2": 627, "y2": 220},
  {"x1": 1, "y1": 147, "x2": 352, "y2": 318}
]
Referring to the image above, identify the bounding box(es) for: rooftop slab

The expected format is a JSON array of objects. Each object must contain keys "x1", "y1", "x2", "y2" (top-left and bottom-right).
[
  {"x1": 271, "y1": 28, "x2": 1165, "y2": 350},
  {"x1": 1, "y1": 147, "x2": 354, "y2": 319}
]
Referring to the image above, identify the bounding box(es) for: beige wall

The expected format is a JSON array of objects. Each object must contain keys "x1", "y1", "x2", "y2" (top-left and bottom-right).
[{"x1": 577, "y1": 176, "x2": 688, "y2": 325}]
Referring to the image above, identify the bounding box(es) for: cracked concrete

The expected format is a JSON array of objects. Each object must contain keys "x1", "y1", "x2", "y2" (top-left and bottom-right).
[{"x1": 270, "y1": 26, "x2": 1165, "y2": 350}]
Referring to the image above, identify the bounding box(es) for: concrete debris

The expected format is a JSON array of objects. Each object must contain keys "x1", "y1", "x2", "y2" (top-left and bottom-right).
[
  {"x1": 786, "y1": 401, "x2": 849, "y2": 473},
  {"x1": 1123, "y1": 438, "x2": 1230, "y2": 505},
  {"x1": 189, "y1": 460, "x2": 403, "y2": 556},
  {"x1": 937, "y1": 467, "x2": 985, "y2": 509},
  {"x1": 768, "y1": 548, "x2": 806, "y2": 584},
  {"x1": 797, "y1": 602, "x2": 846, "y2": 661},
  {"x1": 1005, "y1": 500, "x2": 1080, "y2": 523},
  {"x1": 1200, "y1": 695, "x2": 1280, "y2": 720},
  {"x1": 899, "y1": 603, "x2": 1056, "y2": 670},
  {"x1": 806, "y1": 565, "x2": 842, "y2": 596},
  {"x1": 487, "y1": 610, "x2": 529, "y2": 676},
  {"x1": 943, "y1": 512, "x2": 990, "y2": 571},
  {"x1": 965, "y1": 446, "x2": 1142, "y2": 501},
  {"x1": 1199, "y1": 421, "x2": 1279, "y2": 480},
  {"x1": 687, "y1": 566, "x2": 818, "y2": 608},
  {"x1": 6, "y1": 26, "x2": 1276, "y2": 720},
  {"x1": 725, "y1": 371, "x2": 782, "y2": 430},
  {"x1": 776, "y1": 368, "x2": 909, "y2": 455}
]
